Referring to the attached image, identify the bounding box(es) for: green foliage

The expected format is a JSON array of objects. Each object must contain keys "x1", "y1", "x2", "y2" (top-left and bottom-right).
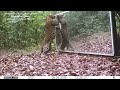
[
  {"x1": 0, "y1": 11, "x2": 112, "y2": 51},
  {"x1": 0, "y1": 11, "x2": 52, "y2": 49},
  {"x1": 64, "y1": 11, "x2": 110, "y2": 38},
  {"x1": 115, "y1": 15, "x2": 120, "y2": 36}
]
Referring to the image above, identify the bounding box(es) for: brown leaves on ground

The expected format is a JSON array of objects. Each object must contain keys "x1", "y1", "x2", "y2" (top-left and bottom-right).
[
  {"x1": 71, "y1": 31, "x2": 112, "y2": 54},
  {"x1": 0, "y1": 31, "x2": 119, "y2": 76},
  {"x1": 0, "y1": 51, "x2": 120, "y2": 76}
]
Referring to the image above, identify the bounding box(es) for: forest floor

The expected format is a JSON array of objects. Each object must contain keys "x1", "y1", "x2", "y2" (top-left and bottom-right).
[
  {"x1": 0, "y1": 31, "x2": 120, "y2": 76},
  {"x1": 70, "y1": 31, "x2": 112, "y2": 54}
]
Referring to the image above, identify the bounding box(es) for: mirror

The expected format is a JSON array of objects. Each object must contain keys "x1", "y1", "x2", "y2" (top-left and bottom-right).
[{"x1": 56, "y1": 11, "x2": 114, "y2": 56}]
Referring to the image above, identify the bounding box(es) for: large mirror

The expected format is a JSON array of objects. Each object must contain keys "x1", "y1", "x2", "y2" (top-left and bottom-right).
[{"x1": 55, "y1": 11, "x2": 114, "y2": 56}]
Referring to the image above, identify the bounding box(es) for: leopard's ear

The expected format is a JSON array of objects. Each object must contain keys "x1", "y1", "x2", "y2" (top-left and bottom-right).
[
  {"x1": 61, "y1": 14, "x2": 64, "y2": 18},
  {"x1": 48, "y1": 14, "x2": 55, "y2": 19},
  {"x1": 63, "y1": 14, "x2": 65, "y2": 18},
  {"x1": 57, "y1": 14, "x2": 64, "y2": 19}
]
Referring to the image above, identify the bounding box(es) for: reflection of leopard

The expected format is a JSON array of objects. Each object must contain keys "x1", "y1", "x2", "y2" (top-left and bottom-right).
[
  {"x1": 56, "y1": 14, "x2": 74, "y2": 51},
  {"x1": 41, "y1": 15, "x2": 59, "y2": 54}
]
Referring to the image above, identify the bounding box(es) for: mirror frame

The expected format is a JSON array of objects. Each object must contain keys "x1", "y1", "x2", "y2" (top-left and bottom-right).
[
  {"x1": 55, "y1": 11, "x2": 118, "y2": 56},
  {"x1": 111, "y1": 11, "x2": 119, "y2": 56}
]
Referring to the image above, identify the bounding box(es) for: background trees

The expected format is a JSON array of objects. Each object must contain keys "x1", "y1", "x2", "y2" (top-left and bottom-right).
[
  {"x1": 65, "y1": 11, "x2": 110, "y2": 38},
  {"x1": 0, "y1": 11, "x2": 119, "y2": 51},
  {"x1": 0, "y1": 11, "x2": 52, "y2": 50}
]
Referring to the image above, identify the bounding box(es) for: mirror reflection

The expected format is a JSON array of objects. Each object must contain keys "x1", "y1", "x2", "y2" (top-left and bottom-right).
[{"x1": 56, "y1": 11, "x2": 113, "y2": 55}]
